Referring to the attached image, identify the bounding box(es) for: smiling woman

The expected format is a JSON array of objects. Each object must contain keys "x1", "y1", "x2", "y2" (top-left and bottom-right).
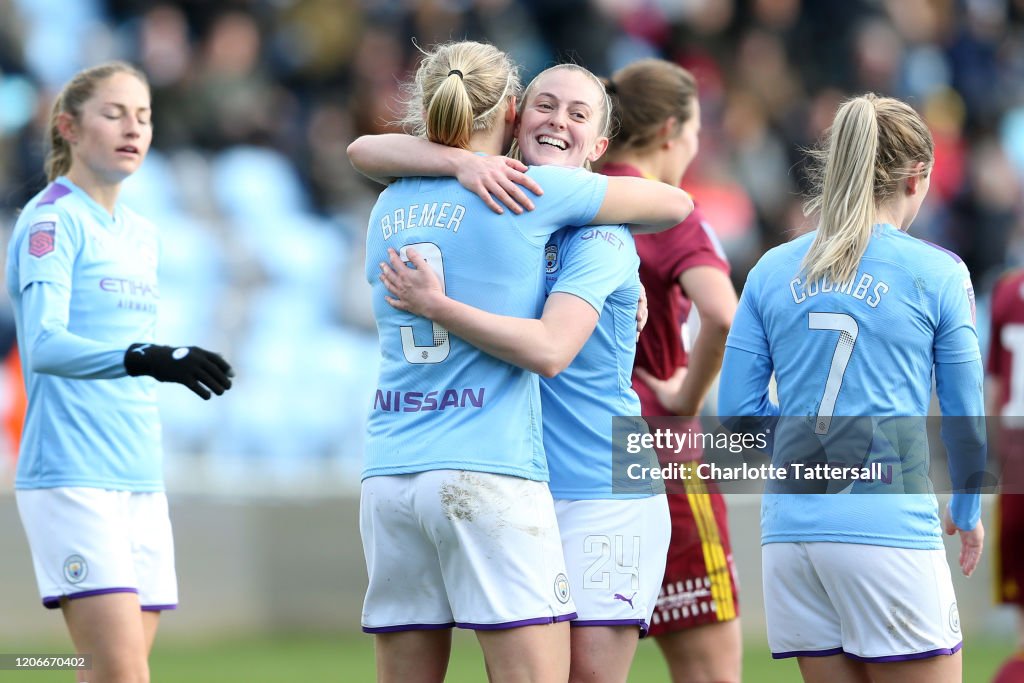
[
  {"x1": 353, "y1": 56, "x2": 699, "y2": 683},
  {"x1": 346, "y1": 40, "x2": 693, "y2": 683},
  {"x1": 6, "y1": 61, "x2": 234, "y2": 683},
  {"x1": 511, "y1": 64, "x2": 614, "y2": 169}
]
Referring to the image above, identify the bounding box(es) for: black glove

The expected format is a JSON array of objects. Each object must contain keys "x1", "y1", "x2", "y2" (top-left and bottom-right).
[{"x1": 124, "y1": 343, "x2": 234, "y2": 400}]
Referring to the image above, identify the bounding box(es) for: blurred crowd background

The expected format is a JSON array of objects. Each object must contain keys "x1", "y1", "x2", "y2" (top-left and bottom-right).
[{"x1": 0, "y1": 0, "x2": 1023, "y2": 487}]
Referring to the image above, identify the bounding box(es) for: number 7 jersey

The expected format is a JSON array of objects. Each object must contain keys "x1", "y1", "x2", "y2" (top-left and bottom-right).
[
  {"x1": 730, "y1": 222, "x2": 978, "y2": 418},
  {"x1": 726, "y1": 222, "x2": 980, "y2": 546}
]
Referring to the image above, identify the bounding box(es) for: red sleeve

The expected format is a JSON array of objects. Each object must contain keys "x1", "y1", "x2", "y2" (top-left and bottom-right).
[
  {"x1": 600, "y1": 163, "x2": 730, "y2": 283},
  {"x1": 646, "y1": 206, "x2": 730, "y2": 285}
]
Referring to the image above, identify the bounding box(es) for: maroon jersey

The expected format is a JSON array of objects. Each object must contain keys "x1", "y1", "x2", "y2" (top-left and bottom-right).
[
  {"x1": 600, "y1": 162, "x2": 730, "y2": 417},
  {"x1": 988, "y1": 269, "x2": 1024, "y2": 413},
  {"x1": 601, "y1": 163, "x2": 743, "y2": 631},
  {"x1": 989, "y1": 270, "x2": 1024, "y2": 605}
]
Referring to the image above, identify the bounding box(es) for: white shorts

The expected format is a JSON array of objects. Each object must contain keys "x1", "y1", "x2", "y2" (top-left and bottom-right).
[
  {"x1": 555, "y1": 495, "x2": 670, "y2": 636},
  {"x1": 763, "y1": 542, "x2": 961, "y2": 662},
  {"x1": 360, "y1": 470, "x2": 576, "y2": 632},
  {"x1": 16, "y1": 487, "x2": 178, "y2": 611}
]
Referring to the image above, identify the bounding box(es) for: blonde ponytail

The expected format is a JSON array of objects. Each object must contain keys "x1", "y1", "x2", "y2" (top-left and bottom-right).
[
  {"x1": 802, "y1": 94, "x2": 934, "y2": 285},
  {"x1": 45, "y1": 95, "x2": 72, "y2": 181},
  {"x1": 426, "y1": 71, "x2": 475, "y2": 149},
  {"x1": 802, "y1": 97, "x2": 879, "y2": 285},
  {"x1": 399, "y1": 41, "x2": 520, "y2": 150}
]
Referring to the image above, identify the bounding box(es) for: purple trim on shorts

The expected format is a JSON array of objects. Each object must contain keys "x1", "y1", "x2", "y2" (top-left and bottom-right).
[
  {"x1": 362, "y1": 622, "x2": 455, "y2": 634},
  {"x1": 571, "y1": 619, "x2": 650, "y2": 638},
  {"x1": 37, "y1": 182, "x2": 72, "y2": 206},
  {"x1": 42, "y1": 587, "x2": 139, "y2": 609},
  {"x1": 772, "y1": 647, "x2": 844, "y2": 660},
  {"x1": 142, "y1": 604, "x2": 178, "y2": 612},
  {"x1": 843, "y1": 641, "x2": 963, "y2": 663},
  {"x1": 456, "y1": 612, "x2": 577, "y2": 631},
  {"x1": 772, "y1": 642, "x2": 963, "y2": 662}
]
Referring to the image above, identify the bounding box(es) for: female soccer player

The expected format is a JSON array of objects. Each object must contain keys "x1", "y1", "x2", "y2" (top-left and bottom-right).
[
  {"x1": 350, "y1": 43, "x2": 692, "y2": 683},
  {"x1": 7, "y1": 62, "x2": 234, "y2": 683},
  {"x1": 719, "y1": 93, "x2": 985, "y2": 683},
  {"x1": 599, "y1": 59, "x2": 742, "y2": 683},
  {"x1": 364, "y1": 62, "x2": 680, "y2": 683}
]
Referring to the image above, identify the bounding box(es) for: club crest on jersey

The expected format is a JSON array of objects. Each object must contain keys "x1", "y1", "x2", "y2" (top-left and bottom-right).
[
  {"x1": 545, "y1": 244, "x2": 559, "y2": 274},
  {"x1": 63, "y1": 555, "x2": 88, "y2": 584},
  {"x1": 28, "y1": 220, "x2": 56, "y2": 257},
  {"x1": 554, "y1": 573, "x2": 571, "y2": 604}
]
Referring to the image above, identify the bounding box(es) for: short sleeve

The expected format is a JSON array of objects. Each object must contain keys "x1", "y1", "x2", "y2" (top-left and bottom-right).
[
  {"x1": 16, "y1": 206, "x2": 80, "y2": 293},
  {"x1": 550, "y1": 226, "x2": 637, "y2": 314},
  {"x1": 650, "y1": 207, "x2": 730, "y2": 285},
  {"x1": 934, "y1": 262, "x2": 981, "y2": 365},
  {"x1": 515, "y1": 166, "x2": 608, "y2": 242},
  {"x1": 725, "y1": 263, "x2": 770, "y2": 357}
]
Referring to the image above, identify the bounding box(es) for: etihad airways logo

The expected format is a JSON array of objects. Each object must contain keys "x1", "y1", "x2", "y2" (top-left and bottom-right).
[{"x1": 99, "y1": 278, "x2": 159, "y2": 297}]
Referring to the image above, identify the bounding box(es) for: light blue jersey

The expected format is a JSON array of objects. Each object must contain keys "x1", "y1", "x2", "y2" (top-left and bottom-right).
[
  {"x1": 6, "y1": 178, "x2": 163, "y2": 491},
  {"x1": 363, "y1": 165, "x2": 608, "y2": 481},
  {"x1": 541, "y1": 225, "x2": 656, "y2": 499},
  {"x1": 724, "y1": 223, "x2": 982, "y2": 549}
]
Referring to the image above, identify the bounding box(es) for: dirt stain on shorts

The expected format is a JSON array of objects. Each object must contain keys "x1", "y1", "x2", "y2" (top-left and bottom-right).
[
  {"x1": 438, "y1": 473, "x2": 540, "y2": 536},
  {"x1": 439, "y1": 480, "x2": 475, "y2": 521}
]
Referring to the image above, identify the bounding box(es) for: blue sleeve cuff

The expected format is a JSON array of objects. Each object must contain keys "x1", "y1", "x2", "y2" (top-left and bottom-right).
[
  {"x1": 950, "y1": 493, "x2": 981, "y2": 531},
  {"x1": 934, "y1": 360, "x2": 987, "y2": 527}
]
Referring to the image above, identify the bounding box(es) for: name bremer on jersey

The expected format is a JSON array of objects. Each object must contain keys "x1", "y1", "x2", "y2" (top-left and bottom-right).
[{"x1": 380, "y1": 202, "x2": 467, "y2": 241}]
